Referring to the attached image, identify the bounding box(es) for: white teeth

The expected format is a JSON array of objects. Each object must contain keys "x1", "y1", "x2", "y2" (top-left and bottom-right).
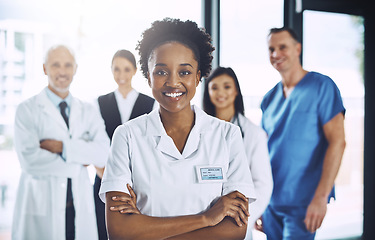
[{"x1": 165, "y1": 92, "x2": 183, "y2": 98}]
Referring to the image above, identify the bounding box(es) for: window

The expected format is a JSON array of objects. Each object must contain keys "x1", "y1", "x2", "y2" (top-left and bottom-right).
[
  {"x1": 304, "y1": 10, "x2": 364, "y2": 239},
  {"x1": 220, "y1": 0, "x2": 283, "y2": 125}
]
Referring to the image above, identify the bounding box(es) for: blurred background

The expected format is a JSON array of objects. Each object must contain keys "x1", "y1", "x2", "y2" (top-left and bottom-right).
[{"x1": 0, "y1": 0, "x2": 364, "y2": 239}]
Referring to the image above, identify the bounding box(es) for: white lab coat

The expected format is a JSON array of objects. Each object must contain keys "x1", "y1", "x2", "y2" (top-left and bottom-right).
[
  {"x1": 100, "y1": 106, "x2": 256, "y2": 216},
  {"x1": 234, "y1": 114, "x2": 273, "y2": 240},
  {"x1": 12, "y1": 88, "x2": 110, "y2": 240}
]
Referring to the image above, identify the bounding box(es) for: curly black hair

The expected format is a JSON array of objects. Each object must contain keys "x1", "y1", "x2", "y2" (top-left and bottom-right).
[{"x1": 136, "y1": 18, "x2": 215, "y2": 80}]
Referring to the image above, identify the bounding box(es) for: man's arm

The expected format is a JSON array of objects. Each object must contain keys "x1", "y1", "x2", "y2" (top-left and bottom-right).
[
  {"x1": 40, "y1": 139, "x2": 63, "y2": 154},
  {"x1": 304, "y1": 112, "x2": 346, "y2": 232},
  {"x1": 40, "y1": 139, "x2": 90, "y2": 167},
  {"x1": 14, "y1": 103, "x2": 81, "y2": 178},
  {"x1": 65, "y1": 104, "x2": 110, "y2": 168},
  {"x1": 106, "y1": 190, "x2": 249, "y2": 240}
]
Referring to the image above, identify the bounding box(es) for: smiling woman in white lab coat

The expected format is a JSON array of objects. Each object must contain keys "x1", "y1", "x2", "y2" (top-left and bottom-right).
[
  {"x1": 12, "y1": 45, "x2": 110, "y2": 240},
  {"x1": 99, "y1": 18, "x2": 256, "y2": 240},
  {"x1": 203, "y1": 66, "x2": 273, "y2": 240}
]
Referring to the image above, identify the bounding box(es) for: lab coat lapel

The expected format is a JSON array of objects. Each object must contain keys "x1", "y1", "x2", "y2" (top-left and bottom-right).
[
  {"x1": 182, "y1": 106, "x2": 210, "y2": 158},
  {"x1": 36, "y1": 89, "x2": 68, "y2": 130},
  {"x1": 157, "y1": 135, "x2": 183, "y2": 160},
  {"x1": 147, "y1": 109, "x2": 183, "y2": 160},
  {"x1": 147, "y1": 106, "x2": 211, "y2": 160},
  {"x1": 181, "y1": 128, "x2": 200, "y2": 159}
]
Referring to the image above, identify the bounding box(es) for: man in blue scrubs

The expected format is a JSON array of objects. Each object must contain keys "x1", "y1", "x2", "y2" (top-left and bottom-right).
[{"x1": 261, "y1": 27, "x2": 346, "y2": 239}]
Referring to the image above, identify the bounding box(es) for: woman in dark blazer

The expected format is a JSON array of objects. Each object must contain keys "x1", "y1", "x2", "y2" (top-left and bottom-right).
[{"x1": 94, "y1": 49, "x2": 155, "y2": 240}]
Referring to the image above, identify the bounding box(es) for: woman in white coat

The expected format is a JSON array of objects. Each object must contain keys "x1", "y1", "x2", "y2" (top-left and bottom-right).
[
  {"x1": 203, "y1": 66, "x2": 273, "y2": 240},
  {"x1": 12, "y1": 45, "x2": 110, "y2": 240},
  {"x1": 99, "y1": 18, "x2": 256, "y2": 240}
]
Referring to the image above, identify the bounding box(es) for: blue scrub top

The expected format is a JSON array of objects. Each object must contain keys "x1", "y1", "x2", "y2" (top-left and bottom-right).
[{"x1": 261, "y1": 72, "x2": 345, "y2": 207}]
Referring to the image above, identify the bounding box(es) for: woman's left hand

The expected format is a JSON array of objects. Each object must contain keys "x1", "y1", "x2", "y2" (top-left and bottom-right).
[{"x1": 109, "y1": 184, "x2": 141, "y2": 214}]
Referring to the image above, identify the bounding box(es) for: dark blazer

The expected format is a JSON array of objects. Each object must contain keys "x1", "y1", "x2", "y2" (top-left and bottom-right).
[
  {"x1": 95, "y1": 91, "x2": 154, "y2": 240},
  {"x1": 98, "y1": 91, "x2": 155, "y2": 139}
]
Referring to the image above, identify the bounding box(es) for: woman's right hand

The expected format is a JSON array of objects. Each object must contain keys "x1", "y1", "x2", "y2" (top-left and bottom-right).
[
  {"x1": 109, "y1": 184, "x2": 141, "y2": 215},
  {"x1": 202, "y1": 191, "x2": 249, "y2": 227}
]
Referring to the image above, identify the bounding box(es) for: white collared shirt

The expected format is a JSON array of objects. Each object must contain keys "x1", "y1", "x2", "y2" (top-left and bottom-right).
[
  {"x1": 100, "y1": 105, "x2": 255, "y2": 217},
  {"x1": 114, "y1": 88, "x2": 138, "y2": 123}
]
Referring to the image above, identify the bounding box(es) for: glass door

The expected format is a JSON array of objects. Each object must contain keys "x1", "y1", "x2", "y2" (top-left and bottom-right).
[{"x1": 303, "y1": 10, "x2": 364, "y2": 240}]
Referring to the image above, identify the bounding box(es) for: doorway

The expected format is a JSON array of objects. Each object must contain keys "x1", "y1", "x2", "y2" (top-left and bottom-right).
[{"x1": 303, "y1": 10, "x2": 364, "y2": 240}]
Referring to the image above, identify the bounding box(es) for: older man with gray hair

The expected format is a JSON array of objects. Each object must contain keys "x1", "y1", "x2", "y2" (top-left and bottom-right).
[{"x1": 12, "y1": 45, "x2": 110, "y2": 240}]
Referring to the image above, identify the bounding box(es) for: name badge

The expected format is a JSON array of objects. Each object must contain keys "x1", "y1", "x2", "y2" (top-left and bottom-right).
[{"x1": 196, "y1": 165, "x2": 227, "y2": 183}]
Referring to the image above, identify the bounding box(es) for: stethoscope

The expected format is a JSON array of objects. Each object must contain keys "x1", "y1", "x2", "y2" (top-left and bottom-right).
[{"x1": 230, "y1": 113, "x2": 245, "y2": 139}]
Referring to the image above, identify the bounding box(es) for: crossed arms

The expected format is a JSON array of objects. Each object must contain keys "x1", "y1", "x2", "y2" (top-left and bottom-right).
[{"x1": 105, "y1": 184, "x2": 249, "y2": 240}]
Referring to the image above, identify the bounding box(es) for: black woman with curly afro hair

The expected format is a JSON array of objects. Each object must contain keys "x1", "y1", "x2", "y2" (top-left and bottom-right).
[{"x1": 100, "y1": 18, "x2": 256, "y2": 240}]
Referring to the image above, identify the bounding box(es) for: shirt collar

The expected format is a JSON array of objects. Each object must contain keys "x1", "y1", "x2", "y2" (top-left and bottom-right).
[
  {"x1": 146, "y1": 105, "x2": 212, "y2": 160},
  {"x1": 45, "y1": 87, "x2": 72, "y2": 108},
  {"x1": 114, "y1": 88, "x2": 137, "y2": 101},
  {"x1": 146, "y1": 105, "x2": 212, "y2": 137}
]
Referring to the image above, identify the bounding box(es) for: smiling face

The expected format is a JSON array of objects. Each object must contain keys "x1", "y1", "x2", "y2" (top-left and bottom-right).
[
  {"x1": 43, "y1": 46, "x2": 77, "y2": 98},
  {"x1": 268, "y1": 30, "x2": 301, "y2": 73},
  {"x1": 111, "y1": 57, "x2": 137, "y2": 89},
  {"x1": 147, "y1": 42, "x2": 201, "y2": 114},
  {"x1": 208, "y1": 74, "x2": 238, "y2": 111}
]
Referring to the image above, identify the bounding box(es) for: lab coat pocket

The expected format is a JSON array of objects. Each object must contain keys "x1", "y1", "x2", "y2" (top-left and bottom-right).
[{"x1": 24, "y1": 177, "x2": 48, "y2": 216}]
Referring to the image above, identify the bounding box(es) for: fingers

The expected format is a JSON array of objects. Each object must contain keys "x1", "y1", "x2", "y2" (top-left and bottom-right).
[
  {"x1": 237, "y1": 199, "x2": 250, "y2": 217},
  {"x1": 111, "y1": 184, "x2": 136, "y2": 203},
  {"x1": 225, "y1": 191, "x2": 249, "y2": 216},
  {"x1": 221, "y1": 197, "x2": 249, "y2": 227},
  {"x1": 204, "y1": 191, "x2": 250, "y2": 227},
  {"x1": 227, "y1": 191, "x2": 248, "y2": 202},
  {"x1": 304, "y1": 213, "x2": 323, "y2": 233},
  {"x1": 110, "y1": 185, "x2": 140, "y2": 215},
  {"x1": 112, "y1": 195, "x2": 133, "y2": 203},
  {"x1": 228, "y1": 204, "x2": 248, "y2": 227},
  {"x1": 127, "y1": 184, "x2": 137, "y2": 201},
  {"x1": 224, "y1": 192, "x2": 250, "y2": 226},
  {"x1": 110, "y1": 204, "x2": 140, "y2": 214}
]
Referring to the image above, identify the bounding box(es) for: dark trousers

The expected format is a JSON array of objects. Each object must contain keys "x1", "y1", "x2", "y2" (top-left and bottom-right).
[
  {"x1": 94, "y1": 175, "x2": 107, "y2": 240},
  {"x1": 66, "y1": 178, "x2": 75, "y2": 240}
]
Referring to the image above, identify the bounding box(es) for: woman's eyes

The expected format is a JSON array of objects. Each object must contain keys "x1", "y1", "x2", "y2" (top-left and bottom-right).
[
  {"x1": 154, "y1": 70, "x2": 191, "y2": 76},
  {"x1": 210, "y1": 85, "x2": 232, "y2": 90},
  {"x1": 155, "y1": 70, "x2": 167, "y2": 76},
  {"x1": 179, "y1": 70, "x2": 191, "y2": 76},
  {"x1": 114, "y1": 67, "x2": 132, "y2": 72}
]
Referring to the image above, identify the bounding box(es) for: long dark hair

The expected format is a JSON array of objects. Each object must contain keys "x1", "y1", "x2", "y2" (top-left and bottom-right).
[{"x1": 203, "y1": 66, "x2": 245, "y2": 117}]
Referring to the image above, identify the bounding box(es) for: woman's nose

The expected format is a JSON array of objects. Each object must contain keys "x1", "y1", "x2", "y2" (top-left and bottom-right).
[{"x1": 166, "y1": 73, "x2": 181, "y2": 87}]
